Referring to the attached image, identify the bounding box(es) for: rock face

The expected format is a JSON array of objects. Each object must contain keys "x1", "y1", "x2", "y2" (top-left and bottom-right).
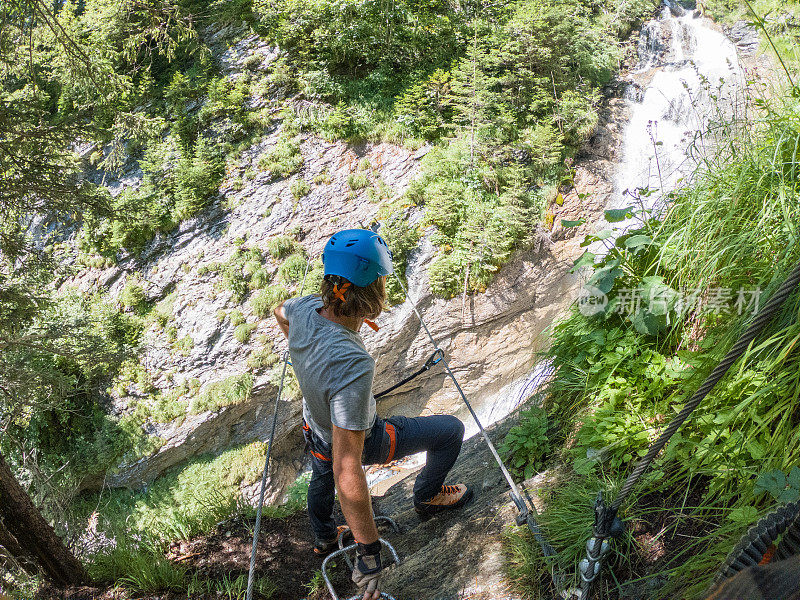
[
  {"x1": 66, "y1": 23, "x2": 626, "y2": 503},
  {"x1": 72, "y1": 120, "x2": 621, "y2": 503},
  {"x1": 725, "y1": 21, "x2": 760, "y2": 57}
]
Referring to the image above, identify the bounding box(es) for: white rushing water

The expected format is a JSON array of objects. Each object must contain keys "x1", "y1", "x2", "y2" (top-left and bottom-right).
[{"x1": 611, "y1": 0, "x2": 743, "y2": 218}]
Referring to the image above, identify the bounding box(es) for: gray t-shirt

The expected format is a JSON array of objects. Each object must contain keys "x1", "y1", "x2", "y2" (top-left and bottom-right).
[{"x1": 284, "y1": 295, "x2": 376, "y2": 443}]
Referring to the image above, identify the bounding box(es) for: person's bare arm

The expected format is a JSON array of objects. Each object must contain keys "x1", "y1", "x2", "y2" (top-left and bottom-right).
[
  {"x1": 332, "y1": 424, "x2": 379, "y2": 545},
  {"x1": 273, "y1": 302, "x2": 289, "y2": 338}
]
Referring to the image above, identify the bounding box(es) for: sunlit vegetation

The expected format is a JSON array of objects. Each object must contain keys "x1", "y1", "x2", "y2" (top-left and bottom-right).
[{"x1": 503, "y1": 78, "x2": 800, "y2": 597}]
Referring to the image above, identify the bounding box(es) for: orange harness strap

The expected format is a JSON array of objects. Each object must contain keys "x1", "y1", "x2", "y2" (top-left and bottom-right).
[
  {"x1": 310, "y1": 449, "x2": 331, "y2": 462},
  {"x1": 385, "y1": 422, "x2": 397, "y2": 462}
]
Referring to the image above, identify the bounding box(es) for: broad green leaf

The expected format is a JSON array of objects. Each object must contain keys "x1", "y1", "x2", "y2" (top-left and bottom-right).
[
  {"x1": 624, "y1": 235, "x2": 653, "y2": 250},
  {"x1": 570, "y1": 250, "x2": 596, "y2": 272},
  {"x1": 780, "y1": 488, "x2": 800, "y2": 503},
  {"x1": 561, "y1": 218, "x2": 585, "y2": 228},
  {"x1": 580, "y1": 229, "x2": 614, "y2": 247},
  {"x1": 746, "y1": 439, "x2": 764, "y2": 460},
  {"x1": 604, "y1": 206, "x2": 635, "y2": 222},
  {"x1": 755, "y1": 470, "x2": 787, "y2": 499},
  {"x1": 632, "y1": 308, "x2": 664, "y2": 336},
  {"x1": 788, "y1": 466, "x2": 800, "y2": 489},
  {"x1": 641, "y1": 275, "x2": 665, "y2": 286},
  {"x1": 727, "y1": 506, "x2": 759, "y2": 524},
  {"x1": 587, "y1": 266, "x2": 622, "y2": 294},
  {"x1": 573, "y1": 457, "x2": 596, "y2": 475}
]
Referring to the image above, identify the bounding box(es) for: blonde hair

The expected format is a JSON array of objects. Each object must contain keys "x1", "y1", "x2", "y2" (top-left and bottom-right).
[{"x1": 320, "y1": 275, "x2": 386, "y2": 320}]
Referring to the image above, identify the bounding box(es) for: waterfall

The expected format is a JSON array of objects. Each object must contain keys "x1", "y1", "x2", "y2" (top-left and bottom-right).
[{"x1": 610, "y1": 1, "x2": 743, "y2": 217}]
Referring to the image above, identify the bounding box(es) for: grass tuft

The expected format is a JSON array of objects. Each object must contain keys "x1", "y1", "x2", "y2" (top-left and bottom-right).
[
  {"x1": 189, "y1": 373, "x2": 253, "y2": 414},
  {"x1": 251, "y1": 285, "x2": 291, "y2": 318}
]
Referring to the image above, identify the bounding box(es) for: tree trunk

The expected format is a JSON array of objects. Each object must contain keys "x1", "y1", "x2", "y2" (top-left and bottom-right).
[
  {"x1": 0, "y1": 518, "x2": 27, "y2": 560},
  {"x1": 0, "y1": 452, "x2": 88, "y2": 585}
]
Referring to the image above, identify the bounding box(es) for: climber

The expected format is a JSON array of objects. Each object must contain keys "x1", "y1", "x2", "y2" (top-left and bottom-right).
[{"x1": 273, "y1": 228, "x2": 473, "y2": 600}]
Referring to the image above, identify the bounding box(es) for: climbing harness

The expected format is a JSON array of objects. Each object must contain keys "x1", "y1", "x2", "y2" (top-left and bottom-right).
[
  {"x1": 245, "y1": 259, "x2": 312, "y2": 600},
  {"x1": 374, "y1": 349, "x2": 444, "y2": 399},
  {"x1": 577, "y1": 260, "x2": 800, "y2": 600},
  {"x1": 391, "y1": 274, "x2": 561, "y2": 579},
  {"x1": 322, "y1": 538, "x2": 401, "y2": 600}
]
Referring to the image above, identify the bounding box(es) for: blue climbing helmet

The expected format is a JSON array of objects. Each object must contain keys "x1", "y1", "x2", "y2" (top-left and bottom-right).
[{"x1": 322, "y1": 229, "x2": 394, "y2": 287}]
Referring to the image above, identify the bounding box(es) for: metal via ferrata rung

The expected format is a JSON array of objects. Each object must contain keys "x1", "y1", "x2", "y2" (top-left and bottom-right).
[
  {"x1": 322, "y1": 538, "x2": 401, "y2": 600},
  {"x1": 336, "y1": 516, "x2": 400, "y2": 571}
]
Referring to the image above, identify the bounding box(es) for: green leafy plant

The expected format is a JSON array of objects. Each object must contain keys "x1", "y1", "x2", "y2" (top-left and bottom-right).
[
  {"x1": 249, "y1": 267, "x2": 271, "y2": 290},
  {"x1": 347, "y1": 171, "x2": 370, "y2": 190},
  {"x1": 174, "y1": 334, "x2": 194, "y2": 356},
  {"x1": 266, "y1": 235, "x2": 302, "y2": 260},
  {"x1": 189, "y1": 373, "x2": 253, "y2": 414},
  {"x1": 229, "y1": 309, "x2": 246, "y2": 326},
  {"x1": 150, "y1": 292, "x2": 177, "y2": 329},
  {"x1": 313, "y1": 169, "x2": 332, "y2": 185},
  {"x1": 277, "y1": 252, "x2": 308, "y2": 284},
  {"x1": 754, "y1": 467, "x2": 800, "y2": 503},
  {"x1": 258, "y1": 133, "x2": 303, "y2": 180},
  {"x1": 304, "y1": 570, "x2": 325, "y2": 596},
  {"x1": 413, "y1": 142, "x2": 537, "y2": 298},
  {"x1": 247, "y1": 347, "x2": 279, "y2": 370},
  {"x1": 119, "y1": 280, "x2": 148, "y2": 314},
  {"x1": 89, "y1": 538, "x2": 187, "y2": 592},
  {"x1": 500, "y1": 406, "x2": 553, "y2": 480}
]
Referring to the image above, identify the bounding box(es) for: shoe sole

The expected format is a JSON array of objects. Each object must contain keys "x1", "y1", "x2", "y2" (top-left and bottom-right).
[{"x1": 414, "y1": 487, "x2": 474, "y2": 521}]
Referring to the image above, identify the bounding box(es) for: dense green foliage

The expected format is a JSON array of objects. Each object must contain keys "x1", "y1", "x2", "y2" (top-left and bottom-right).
[
  {"x1": 384, "y1": 0, "x2": 658, "y2": 296},
  {"x1": 189, "y1": 372, "x2": 254, "y2": 414},
  {"x1": 504, "y1": 79, "x2": 800, "y2": 598},
  {"x1": 0, "y1": 286, "x2": 155, "y2": 517}
]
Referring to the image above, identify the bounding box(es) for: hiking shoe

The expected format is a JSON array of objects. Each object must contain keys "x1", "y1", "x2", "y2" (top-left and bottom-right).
[
  {"x1": 414, "y1": 484, "x2": 473, "y2": 520},
  {"x1": 313, "y1": 525, "x2": 351, "y2": 556}
]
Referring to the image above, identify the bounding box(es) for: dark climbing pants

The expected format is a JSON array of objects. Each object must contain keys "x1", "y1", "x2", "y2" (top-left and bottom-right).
[{"x1": 305, "y1": 414, "x2": 465, "y2": 542}]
